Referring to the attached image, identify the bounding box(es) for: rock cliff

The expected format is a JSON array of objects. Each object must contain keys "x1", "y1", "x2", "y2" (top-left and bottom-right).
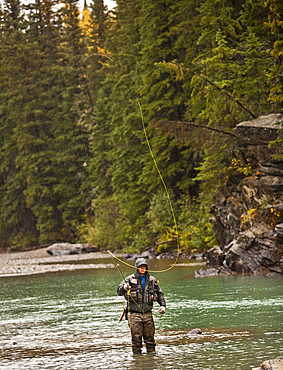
[{"x1": 206, "y1": 113, "x2": 283, "y2": 275}]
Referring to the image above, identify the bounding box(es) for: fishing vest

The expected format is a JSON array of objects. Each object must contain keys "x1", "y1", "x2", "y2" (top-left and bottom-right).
[{"x1": 125, "y1": 272, "x2": 159, "y2": 313}]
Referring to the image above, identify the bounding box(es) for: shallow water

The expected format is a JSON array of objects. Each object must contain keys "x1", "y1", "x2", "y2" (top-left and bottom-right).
[{"x1": 0, "y1": 258, "x2": 282, "y2": 369}]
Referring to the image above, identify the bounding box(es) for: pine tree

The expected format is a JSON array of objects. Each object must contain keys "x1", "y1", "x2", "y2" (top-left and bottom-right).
[
  {"x1": 83, "y1": 0, "x2": 110, "y2": 111},
  {"x1": 0, "y1": 0, "x2": 39, "y2": 248},
  {"x1": 84, "y1": 0, "x2": 204, "y2": 250},
  {"x1": 265, "y1": 0, "x2": 283, "y2": 108},
  {"x1": 0, "y1": 0, "x2": 90, "y2": 248},
  {"x1": 80, "y1": 0, "x2": 91, "y2": 38},
  {"x1": 83, "y1": 0, "x2": 148, "y2": 249},
  {"x1": 137, "y1": 0, "x2": 200, "y2": 196}
]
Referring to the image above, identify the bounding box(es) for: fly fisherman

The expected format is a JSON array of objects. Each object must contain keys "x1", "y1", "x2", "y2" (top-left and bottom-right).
[{"x1": 117, "y1": 257, "x2": 166, "y2": 354}]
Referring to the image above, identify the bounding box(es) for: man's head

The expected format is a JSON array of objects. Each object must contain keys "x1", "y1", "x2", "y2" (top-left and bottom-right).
[{"x1": 135, "y1": 257, "x2": 148, "y2": 276}]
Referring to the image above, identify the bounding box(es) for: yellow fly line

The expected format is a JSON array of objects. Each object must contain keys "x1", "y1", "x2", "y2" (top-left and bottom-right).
[
  {"x1": 107, "y1": 102, "x2": 180, "y2": 274},
  {"x1": 82, "y1": 53, "x2": 180, "y2": 273}
]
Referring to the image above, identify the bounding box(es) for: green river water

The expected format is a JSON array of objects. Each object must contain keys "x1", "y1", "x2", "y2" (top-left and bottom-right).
[{"x1": 0, "y1": 258, "x2": 282, "y2": 369}]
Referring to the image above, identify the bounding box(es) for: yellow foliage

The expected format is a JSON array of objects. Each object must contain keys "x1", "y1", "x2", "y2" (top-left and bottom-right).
[
  {"x1": 229, "y1": 157, "x2": 252, "y2": 176},
  {"x1": 80, "y1": 8, "x2": 91, "y2": 41},
  {"x1": 242, "y1": 208, "x2": 257, "y2": 224}
]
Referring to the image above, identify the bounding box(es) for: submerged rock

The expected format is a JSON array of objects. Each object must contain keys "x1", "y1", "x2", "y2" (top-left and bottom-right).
[{"x1": 252, "y1": 359, "x2": 283, "y2": 370}]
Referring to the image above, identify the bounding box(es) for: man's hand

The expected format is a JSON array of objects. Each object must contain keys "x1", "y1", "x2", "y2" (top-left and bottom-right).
[
  {"x1": 158, "y1": 306, "x2": 165, "y2": 315},
  {"x1": 123, "y1": 284, "x2": 131, "y2": 291}
]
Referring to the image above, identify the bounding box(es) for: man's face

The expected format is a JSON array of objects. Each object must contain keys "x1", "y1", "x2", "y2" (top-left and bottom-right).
[{"x1": 138, "y1": 264, "x2": 147, "y2": 276}]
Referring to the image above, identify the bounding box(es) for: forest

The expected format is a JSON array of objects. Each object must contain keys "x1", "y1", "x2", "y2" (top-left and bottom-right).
[{"x1": 0, "y1": 0, "x2": 283, "y2": 252}]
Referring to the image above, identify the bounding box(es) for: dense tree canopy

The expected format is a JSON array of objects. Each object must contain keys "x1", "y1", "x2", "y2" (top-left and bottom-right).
[{"x1": 0, "y1": 0, "x2": 283, "y2": 251}]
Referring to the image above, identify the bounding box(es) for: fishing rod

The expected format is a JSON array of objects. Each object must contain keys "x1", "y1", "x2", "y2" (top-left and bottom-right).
[
  {"x1": 109, "y1": 250, "x2": 129, "y2": 282},
  {"x1": 108, "y1": 251, "x2": 132, "y2": 322},
  {"x1": 110, "y1": 248, "x2": 186, "y2": 348}
]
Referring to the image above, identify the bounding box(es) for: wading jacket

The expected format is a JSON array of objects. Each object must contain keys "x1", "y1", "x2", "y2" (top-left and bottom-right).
[{"x1": 117, "y1": 271, "x2": 166, "y2": 314}]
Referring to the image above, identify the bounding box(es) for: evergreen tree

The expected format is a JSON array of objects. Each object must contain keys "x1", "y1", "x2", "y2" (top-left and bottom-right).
[
  {"x1": 0, "y1": 0, "x2": 90, "y2": 248},
  {"x1": 265, "y1": 0, "x2": 283, "y2": 108},
  {"x1": 80, "y1": 0, "x2": 91, "y2": 38},
  {"x1": 0, "y1": 0, "x2": 38, "y2": 248},
  {"x1": 84, "y1": 0, "x2": 204, "y2": 250},
  {"x1": 85, "y1": 0, "x2": 146, "y2": 249},
  {"x1": 137, "y1": 0, "x2": 200, "y2": 196},
  {"x1": 88, "y1": 0, "x2": 108, "y2": 47},
  {"x1": 2, "y1": 0, "x2": 283, "y2": 251},
  {"x1": 84, "y1": 0, "x2": 110, "y2": 110}
]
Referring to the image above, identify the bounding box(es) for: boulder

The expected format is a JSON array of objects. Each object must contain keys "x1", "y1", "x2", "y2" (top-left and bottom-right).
[
  {"x1": 46, "y1": 243, "x2": 97, "y2": 256},
  {"x1": 194, "y1": 268, "x2": 219, "y2": 277},
  {"x1": 81, "y1": 244, "x2": 99, "y2": 253},
  {"x1": 125, "y1": 248, "x2": 157, "y2": 260},
  {"x1": 140, "y1": 249, "x2": 157, "y2": 259},
  {"x1": 190, "y1": 252, "x2": 206, "y2": 260},
  {"x1": 188, "y1": 328, "x2": 202, "y2": 335},
  {"x1": 252, "y1": 359, "x2": 283, "y2": 370}
]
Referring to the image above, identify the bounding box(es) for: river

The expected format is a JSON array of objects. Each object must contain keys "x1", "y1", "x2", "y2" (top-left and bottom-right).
[{"x1": 0, "y1": 258, "x2": 282, "y2": 369}]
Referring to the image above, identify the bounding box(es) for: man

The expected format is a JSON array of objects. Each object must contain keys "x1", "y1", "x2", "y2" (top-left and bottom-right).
[{"x1": 117, "y1": 257, "x2": 166, "y2": 354}]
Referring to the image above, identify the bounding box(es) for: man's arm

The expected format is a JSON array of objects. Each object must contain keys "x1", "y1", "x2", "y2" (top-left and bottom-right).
[
  {"x1": 156, "y1": 284, "x2": 166, "y2": 315},
  {"x1": 117, "y1": 278, "x2": 130, "y2": 296},
  {"x1": 157, "y1": 284, "x2": 166, "y2": 307}
]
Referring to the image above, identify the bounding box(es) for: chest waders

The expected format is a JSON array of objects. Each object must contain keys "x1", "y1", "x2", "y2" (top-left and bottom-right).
[{"x1": 126, "y1": 282, "x2": 156, "y2": 354}]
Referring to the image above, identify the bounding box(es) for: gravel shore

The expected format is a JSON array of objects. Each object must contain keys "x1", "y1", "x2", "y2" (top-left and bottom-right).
[{"x1": 0, "y1": 248, "x2": 125, "y2": 277}]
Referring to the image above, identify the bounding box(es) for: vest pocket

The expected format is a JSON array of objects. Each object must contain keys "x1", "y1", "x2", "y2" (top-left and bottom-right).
[{"x1": 129, "y1": 290, "x2": 142, "y2": 302}]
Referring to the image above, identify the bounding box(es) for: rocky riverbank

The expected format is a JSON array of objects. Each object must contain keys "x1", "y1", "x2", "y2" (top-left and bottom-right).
[
  {"x1": 0, "y1": 247, "x2": 124, "y2": 277},
  {"x1": 0, "y1": 243, "x2": 205, "y2": 277}
]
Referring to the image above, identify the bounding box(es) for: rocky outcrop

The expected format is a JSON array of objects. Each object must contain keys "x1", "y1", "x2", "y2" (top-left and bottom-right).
[
  {"x1": 252, "y1": 359, "x2": 283, "y2": 370},
  {"x1": 206, "y1": 245, "x2": 224, "y2": 265},
  {"x1": 205, "y1": 114, "x2": 283, "y2": 275}
]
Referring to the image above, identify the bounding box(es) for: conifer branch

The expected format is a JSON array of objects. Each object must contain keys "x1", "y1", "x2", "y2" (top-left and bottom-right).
[
  {"x1": 157, "y1": 120, "x2": 236, "y2": 137},
  {"x1": 83, "y1": 76, "x2": 94, "y2": 112},
  {"x1": 156, "y1": 62, "x2": 257, "y2": 119},
  {"x1": 198, "y1": 73, "x2": 257, "y2": 119}
]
